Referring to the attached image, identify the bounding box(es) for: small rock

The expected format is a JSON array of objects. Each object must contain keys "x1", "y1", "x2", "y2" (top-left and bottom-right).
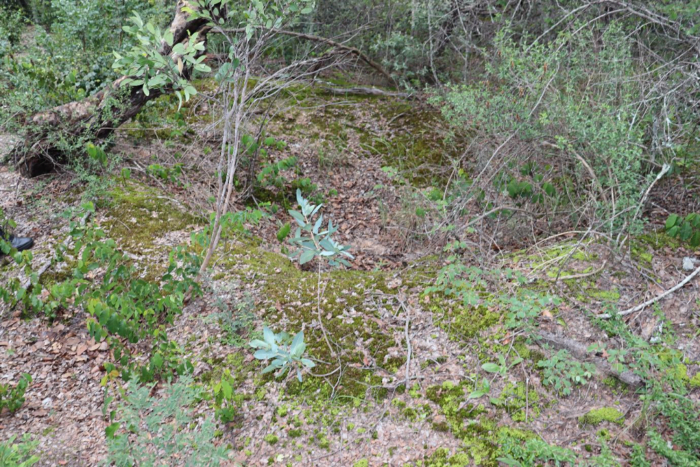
[{"x1": 682, "y1": 257, "x2": 698, "y2": 271}]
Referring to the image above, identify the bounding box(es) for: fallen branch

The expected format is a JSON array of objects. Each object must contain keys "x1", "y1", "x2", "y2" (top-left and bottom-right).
[
  {"x1": 534, "y1": 331, "x2": 644, "y2": 388},
  {"x1": 222, "y1": 27, "x2": 397, "y2": 87},
  {"x1": 599, "y1": 263, "x2": 700, "y2": 319},
  {"x1": 549, "y1": 260, "x2": 607, "y2": 282}
]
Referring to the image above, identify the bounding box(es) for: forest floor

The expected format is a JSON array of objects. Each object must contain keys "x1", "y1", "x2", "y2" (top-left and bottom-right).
[{"x1": 1, "y1": 78, "x2": 700, "y2": 466}]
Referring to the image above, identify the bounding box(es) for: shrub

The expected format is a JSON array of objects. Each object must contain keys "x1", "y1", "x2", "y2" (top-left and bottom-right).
[
  {"x1": 0, "y1": 374, "x2": 32, "y2": 414},
  {"x1": 435, "y1": 23, "x2": 680, "y2": 239},
  {"x1": 0, "y1": 435, "x2": 40, "y2": 467},
  {"x1": 104, "y1": 375, "x2": 229, "y2": 466}
]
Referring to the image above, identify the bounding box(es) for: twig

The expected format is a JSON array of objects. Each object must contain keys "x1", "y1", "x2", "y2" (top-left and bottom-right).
[
  {"x1": 549, "y1": 261, "x2": 607, "y2": 283},
  {"x1": 402, "y1": 302, "x2": 412, "y2": 385},
  {"x1": 599, "y1": 263, "x2": 700, "y2": 318}
]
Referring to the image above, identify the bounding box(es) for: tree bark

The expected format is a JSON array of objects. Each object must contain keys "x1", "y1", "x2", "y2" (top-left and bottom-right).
[{"x1": 9, "y1": 1, "x2": 212, "y2": 178}]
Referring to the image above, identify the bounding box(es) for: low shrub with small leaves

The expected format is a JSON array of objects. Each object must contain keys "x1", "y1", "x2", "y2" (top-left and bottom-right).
[
  {"x1": 0, "y1": 435, "x2": 40, "y2": 467},
  {"x1": 104, "y1": 375, "x2": 228, "y2": 466},
  {"x1": 537, "y1": 350, "x2": 595, "y2": 396},
  {"x1": 665, "y1": 212, "x2": 700, "y2": 247},
  {"x1": 0, "y1": 374, "x2": 32, "y2": 414}
]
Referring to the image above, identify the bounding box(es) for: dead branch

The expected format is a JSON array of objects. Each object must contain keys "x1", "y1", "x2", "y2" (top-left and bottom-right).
[
  {"x1": 222, "y1": 27, "x2": 397, "y2": 87},
  {"x1": 599, "y1": 263, "x2": 700, "y2": 319},
  {"x1": 534, "y1": 331, "x2": 644, "y2": 388}
]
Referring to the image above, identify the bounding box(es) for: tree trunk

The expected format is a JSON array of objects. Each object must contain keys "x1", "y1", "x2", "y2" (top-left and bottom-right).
[{"x1": 10, "y1": 1, "x2": 211, "y2": 178}]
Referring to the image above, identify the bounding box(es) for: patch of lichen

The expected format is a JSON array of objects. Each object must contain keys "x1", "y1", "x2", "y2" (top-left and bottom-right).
[
  {"x1": 101, "y1": 181, "x2": 201, "y2": 257},
  {"x1": 579, "y1": 407, "x2": 624, "y2": 426}
]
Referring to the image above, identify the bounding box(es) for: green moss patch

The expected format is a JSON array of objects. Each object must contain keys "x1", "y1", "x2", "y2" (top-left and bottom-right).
[
  {"x1": 102, "y1": 181, "x2": 201, "y2": 257},
  {"x1": 579, "y1": 407, "x2": 624, "y2": 426}
]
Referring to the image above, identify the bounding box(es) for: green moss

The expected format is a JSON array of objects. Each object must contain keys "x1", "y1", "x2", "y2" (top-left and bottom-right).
[
  {"x1": 317, "y1": 434, "x2": 330, "y2": 449},
  {"x1": 493, "y1": 382, "x2": 541, "y2": 422},
  {"x1": 352, "y1": 459, "x2": 369, "y2": 467},
  {"x1": 288, "y1": 428, "x2": 303, "y2": 438},
  {"x1": 215, "y1": 241, "x2": 409, "y2": 405},
  {"x1": 427, "y1": 298, "x2": 499, "y2": 340},
  {"x1": 668, "y1": 363, "x2": 690, "y2": 384},
  {"x1": 102, "y1": 181, "x2": 200, "y2": 258},
  {"x1": 690, "y1": 372, "x2": 700, "y2": 388},
  {"x1": 636, "y1": 231, "x2": 681, "y2": 251},
  {"x1": 579, "y1": 408, "x2": 624, "y2": 426},
  {"x1": 392, "y1": 398, "x2": 406, "y2": 409},
  {"x1": 264, "y1": 434, "x2": 279, "y2": 445}
]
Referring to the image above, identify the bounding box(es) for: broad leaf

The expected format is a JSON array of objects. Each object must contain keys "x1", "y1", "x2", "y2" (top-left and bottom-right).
[
  {"x1": 263, "y1": 326, "x2": 276, "y2": 345},
  {"x1": 299, "y1": 249, "x2": 315, "y2": 265},
  {"x1": 290, "y1": 331, "x2": 305, "y2": 357},
  {"x1": 481, "y1": 363, "x2": 501, "y2": 373}
]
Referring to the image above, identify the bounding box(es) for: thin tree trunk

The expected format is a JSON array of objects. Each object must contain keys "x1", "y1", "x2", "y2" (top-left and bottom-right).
[{"x1": 9, "y1": 1, "x2": 212, "y2": 178}]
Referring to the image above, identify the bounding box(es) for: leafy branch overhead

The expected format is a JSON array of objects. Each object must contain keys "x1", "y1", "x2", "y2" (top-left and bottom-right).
[{"x1": 113, "y1": 12, "x2": 211, "y2": 106}]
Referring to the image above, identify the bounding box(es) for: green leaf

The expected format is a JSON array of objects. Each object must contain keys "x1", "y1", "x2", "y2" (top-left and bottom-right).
[
  {"x1": 481, "y1": 363, "x2": 501, "y2": 373},
  {"x1": 277, "y1": 223, "x2": 291, "y2": 242},
  {"x1": 105, "y1": 423, "x2": 120, "y2": 439},
  {"x1": 301, "y1": 358, "x2": 315, "y2": 368},
  {"x1": 666, "y1": 214, "x2": 680, "y2": 230},
  {"x1": 290, "y1": 331, "x2": 305, "y2": 357},
  {"x1": 254, "y1": 349, "x2": 277, "y2": 360},
  {"x1": 679, "y1": 222, "x2": 693, "y2": 241},
  {"x1": 299, "y1": 250, "x2": 315, "y2": 265},
  {"x1": 221, "y1": 379, "x2": 233, "y2": 399},
  {"x1": 263, "y1": 326, "x2": 276, "y2": 345},
  {"x1": 151, "y1": 353, "x2": 164, "y2": 369},
  {"x1": 289, "y1": 210, "x2": 306, "y2": 227},
  {"x1": 691, "y1": 231, "x2": 700, "y2": 248}
]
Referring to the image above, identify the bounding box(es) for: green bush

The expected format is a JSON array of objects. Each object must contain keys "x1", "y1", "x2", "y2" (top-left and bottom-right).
[
  {"x1": 104, "y1": 375, "x2": 229, "y2": 466},
  {"x1": 665, "y1": 213, "x2": 700, "y2": 247},
  {"x1": 435, "y1": 23, "x2": 680, "y2": 237},
  {"x1": 0, "y1": 435, "x2": 40, "y2": 467},
  {"x1": 0, "y1": 374, "x2": 32, "y2": 414}
]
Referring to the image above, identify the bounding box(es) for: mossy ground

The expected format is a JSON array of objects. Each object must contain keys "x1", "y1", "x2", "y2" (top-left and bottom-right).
[
  {"x1": 7, "y1": 71, "x2": 694, "y2": 466},
  {"x1": 101, "y1": 180, "x2": 201, "y2": 254}
]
